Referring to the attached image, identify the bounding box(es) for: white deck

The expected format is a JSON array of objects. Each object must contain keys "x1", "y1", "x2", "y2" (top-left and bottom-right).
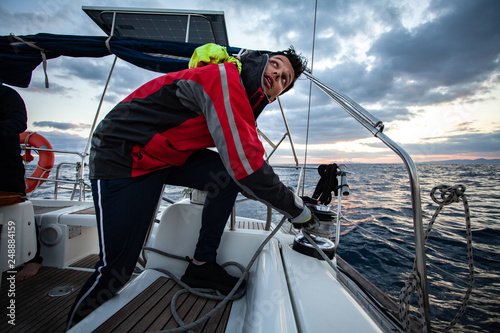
[
  {"x1": 2, "y1": 197, "x2": 388, "y2": 332},
  {"x1": 65, "y1": 199, "x2": 383, "y2": 332}
]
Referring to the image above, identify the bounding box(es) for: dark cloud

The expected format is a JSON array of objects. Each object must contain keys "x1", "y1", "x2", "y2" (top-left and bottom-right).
[
  {"x1": 58, "y1": 58, "x2": 111, "y2": 83},
  {"x1": 267, "y1": 0, "x2": 500, "y2": 161},
  {"x1": 367, "y1": 0, "x2": 500, "y2": 102},
  {"x1": 408, "y1": 130, "x2": 500, "y2": 157},
  {"x1": 3, "y1": 0, "x2": 498, "y2": 162},
  {"x1": 21, "y1": 79, "x2": 71, "y2": 94},
  {"x1": 272, "y1": 0, "x2": 500, "y2": 111},
  {"x1": 43, "y1": 57, "x2": 160, "y2": 104},
  {"x1": 0, "y1": 2, "x2": 103, "y2": 36},
  {"x1": 360, "y1": 129, "x2": 500, "y2": 159},
  {"x1": 57, "y1": 58, "x2": 159, "y2": 91},
  {"x1": 258, "y1": 100, "x2": 373, "y2": 146},
  {"x1": 316, "y1": 60, "x2": 395, "y2": 103},
  {"x1": 298, "y1": 130, "x2": 500, "y2": 164},
  {"x1": 31, "y1": 131, "x2": 88, "y2": 159},
  {"x1": 109, "y1": 62, "x2": 161, "y2": 91},
  {"x1": 100, "y1": 91, "x2": 124, "y2": 105},
  {"x1": 33, "y1": 121, "x2": 90, "y2": 131}
]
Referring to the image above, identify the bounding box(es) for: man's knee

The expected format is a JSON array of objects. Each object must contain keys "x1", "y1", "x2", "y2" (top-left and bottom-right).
[{"x1": 205, "y1": 170, "x2": 238, "y2": 197}]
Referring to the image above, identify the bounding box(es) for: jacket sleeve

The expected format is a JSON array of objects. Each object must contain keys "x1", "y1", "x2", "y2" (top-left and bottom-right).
[
  {"x1": 0, "y1": 87, "x2": 27, "y2": 137},
  {"x1": 178, "y1": 63, "x2": 304, "y2": 218}
]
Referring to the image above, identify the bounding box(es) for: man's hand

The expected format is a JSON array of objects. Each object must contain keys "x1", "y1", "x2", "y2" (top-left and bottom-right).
[{"x1": 289, "y1": 206, "x2": 319, "y2": 230}]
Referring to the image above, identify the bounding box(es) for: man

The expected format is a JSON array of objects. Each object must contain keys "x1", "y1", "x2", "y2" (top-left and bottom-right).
[
  {"x1": 68, "y1": 45, "x2": 314, "y2": 328},
  {"x1": 0, "y1": 83, "x2": 27, "y2": 194},
  {"x1": 0, "y1": 83, "x2": 44, "y2": 281}
]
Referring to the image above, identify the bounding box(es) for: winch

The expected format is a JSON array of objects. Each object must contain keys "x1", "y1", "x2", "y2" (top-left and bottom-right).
[
  {"x1": 292, "y1": 203, "x2": 336, "y2": 259},
  {"x1": 292, "y1": 163, "x2": 349, "y2": 260}
]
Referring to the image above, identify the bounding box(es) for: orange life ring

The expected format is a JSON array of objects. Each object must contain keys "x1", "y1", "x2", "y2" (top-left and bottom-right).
[{"x1": 19, "y1": 131, "x2": 55, "y2": 193}]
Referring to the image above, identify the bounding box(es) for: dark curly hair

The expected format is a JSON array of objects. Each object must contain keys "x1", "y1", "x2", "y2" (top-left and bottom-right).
[{"x1": 269, "y1": 46, "x2": 308, "y2": 94}]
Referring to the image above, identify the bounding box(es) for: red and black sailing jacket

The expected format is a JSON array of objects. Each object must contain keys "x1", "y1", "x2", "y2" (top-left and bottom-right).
[{"x1": 89, "y1": 55, "x2": 304, "y2": 218}]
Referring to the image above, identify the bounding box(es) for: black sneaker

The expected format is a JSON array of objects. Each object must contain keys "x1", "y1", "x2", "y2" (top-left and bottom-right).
[{"x1": 181, "y1": 261, "x2": 245, "y2": 295}]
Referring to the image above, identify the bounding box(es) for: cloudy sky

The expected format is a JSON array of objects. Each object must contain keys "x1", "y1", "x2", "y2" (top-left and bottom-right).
[{"x1": 1, "y1": 0, "x2": 499, "y2": 164}]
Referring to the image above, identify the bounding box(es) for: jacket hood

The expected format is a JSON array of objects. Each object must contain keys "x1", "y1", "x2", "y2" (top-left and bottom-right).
[{"x1": 240, "y1": 51, "x2": 270, "y2": 119}]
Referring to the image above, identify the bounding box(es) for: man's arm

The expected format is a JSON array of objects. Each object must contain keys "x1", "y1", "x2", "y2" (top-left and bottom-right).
[
  {"x1": 0, "y1": 87, "x2": 27, "y2": 136},
  {"x1": 186, "y1": 63, "x2": 308, "y2": 219}
]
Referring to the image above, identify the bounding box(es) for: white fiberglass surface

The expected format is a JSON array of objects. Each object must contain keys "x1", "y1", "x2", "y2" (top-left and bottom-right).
[{"x1": 281, "y1": 244, "x2": 383, "y2": 332}]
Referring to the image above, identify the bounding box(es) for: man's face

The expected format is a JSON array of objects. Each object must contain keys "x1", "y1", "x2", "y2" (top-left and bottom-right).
[{"x1": 262, "y1": 55, "x2": 294, "y2": 103}]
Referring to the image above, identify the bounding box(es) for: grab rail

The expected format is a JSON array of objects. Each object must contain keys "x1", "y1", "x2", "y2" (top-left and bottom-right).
[{"x1": 304, "y1": 71, "x2": 431, "y2": 331}]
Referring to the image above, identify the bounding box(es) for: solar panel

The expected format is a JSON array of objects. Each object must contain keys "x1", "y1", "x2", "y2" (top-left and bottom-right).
[{"x1": 82, "y1": 6, "x2": 230, "y2": 46}]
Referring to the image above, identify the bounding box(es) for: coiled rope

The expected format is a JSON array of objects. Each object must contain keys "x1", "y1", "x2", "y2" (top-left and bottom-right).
[
  {"x1": 312, "y1": 163, "x2": 339, "y2": 205},
  {"x1": 145, "y1": 215, "x2": 288, "y2": 333},
  {"x1": 399, "y1": 185, "x2": 474, "y2": 332}
]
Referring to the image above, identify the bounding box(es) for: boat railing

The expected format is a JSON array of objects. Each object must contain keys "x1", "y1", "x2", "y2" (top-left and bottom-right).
[
  {"x1": 228, "y1": 165, "x2": 309, "y2": 232},
  {"x1": 22, "y1": 145, "x2": 91, "y2": 201},
  {"x1": 53, "y1": 162, "x2": 90, "y2": 200},
  {"x1": 257, "y1": 97, "x2": 300, "y2": 166},
  {"x1": 304, "y1": 71, "x2": 431, "y2": 331}
]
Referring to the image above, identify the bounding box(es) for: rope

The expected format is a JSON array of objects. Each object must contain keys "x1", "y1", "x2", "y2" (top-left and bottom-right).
[
  {"x1": 22, "y1": 131, "x2": 35, "y2": 146},
  {"x1": 398, "y1": 185, "x2": 474, "y2": 332},
  {"x1": 312, "y1": 163, "x2": 338, "y2": 205},
  {"x1": 147, "y1": 215, "x2": 288, "y2": 333},
  {"x1": 151, "y1": 262, "x2": 246, "y2": 333},
  {"x1": 10, "y1": 34, "x2": 50, "y2": 88},
  {"x1": 144, "y1": 183, "x2": 475, "y2": 333},
  {"x1": 398, "y1": 271, "x2": 427, "y2": 332},
  {"x1": 30, "y1": 165, "x2": 52, "y2": 193},
  {"x1": 302, "y1": 230, "x2": 339, "y2": 273}
]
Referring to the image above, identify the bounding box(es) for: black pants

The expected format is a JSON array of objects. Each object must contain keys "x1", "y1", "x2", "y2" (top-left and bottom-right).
[
  {"x1": 0, "y1": 154, "x2": 25, "y2": 194},
  {"x1": 67, "y1": 149, "x2": 240, "y2": 328}
]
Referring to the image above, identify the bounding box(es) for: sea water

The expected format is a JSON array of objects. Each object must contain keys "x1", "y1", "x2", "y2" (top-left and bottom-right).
[
  {"x1": 331, "y1": 163, "x2": 500, "y2": 333},
  {"x1": 26, "y1": 162, "x2": 500, "y2": 332}
]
